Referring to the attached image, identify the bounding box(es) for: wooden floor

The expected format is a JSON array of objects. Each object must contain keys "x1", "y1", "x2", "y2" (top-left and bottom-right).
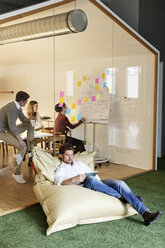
[{"x1": 0, "y1": 146, "x2": 146, "y2": 217}]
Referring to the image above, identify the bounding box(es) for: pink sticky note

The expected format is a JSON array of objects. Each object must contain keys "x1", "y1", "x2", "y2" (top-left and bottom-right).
[
  {"x1": 77, "y1": 100, "x2": 82, "y2": 105},
  {"x1": 91, "y1": 96, "x2": 96, "y2": 102},
  {"x1": 95, "y1": 78, "x2": 99, "y2": 84},
  {"x1": 60, "y1": 91, "x2": 64, "y2": 97}
]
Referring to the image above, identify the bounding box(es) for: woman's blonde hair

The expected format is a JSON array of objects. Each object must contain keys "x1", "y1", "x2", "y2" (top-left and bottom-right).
[{"x1": 27, "y1": 100, "x2": 38, "y2": 119}]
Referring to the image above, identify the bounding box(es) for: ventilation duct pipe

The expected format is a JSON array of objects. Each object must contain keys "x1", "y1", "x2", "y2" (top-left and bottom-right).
[{"x1": 0, "y1": 9, "x2": 88, "y2": 45}]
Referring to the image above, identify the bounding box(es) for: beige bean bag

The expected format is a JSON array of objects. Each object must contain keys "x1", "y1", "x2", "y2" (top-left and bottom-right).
[{"x1": 33, "y1": 147, "x2": 137, "y2": 236}]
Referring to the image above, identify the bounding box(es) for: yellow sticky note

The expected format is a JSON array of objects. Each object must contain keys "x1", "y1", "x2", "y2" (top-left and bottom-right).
[
  {"x1": 72, "y1": 103, "x2": 76, "y2": 109},
  {"x1": 83, "y1": 76, "x2": 87, "y2": 81},
  {"x1": 102, "y1": 72, "x2": 105, "y2": 79},
  {"x1": 96, "y1": 94, "x2": 101, "y2": 99},
  {"x1": 107, "y1": 87, "x2": 109, "y2": 92},
  {"x1": 95, "y1": 85, "x2": 99, "y2": 91},
  {"x1": 77, "y1": 81, "x2": 82, "y2": 87},
  {"x1": 84, "y1": 97, "x2": 88, "y2": 102},
  {"x1": 71, "y1": 116, "x2": 75, "y2": 122},
  {"x1": 59, "y1": 97, "x2": 64, "y2": 103}
]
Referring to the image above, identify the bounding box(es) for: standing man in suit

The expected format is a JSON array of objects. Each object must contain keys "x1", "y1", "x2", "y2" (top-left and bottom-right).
[{"x1": 0, "y1": 91, "x2": 34, "y2": 183}]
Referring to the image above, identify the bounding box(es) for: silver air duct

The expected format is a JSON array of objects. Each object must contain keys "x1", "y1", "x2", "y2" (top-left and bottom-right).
[{"x1": 0, "y1": 9, "x2": 88, "y2": 45}]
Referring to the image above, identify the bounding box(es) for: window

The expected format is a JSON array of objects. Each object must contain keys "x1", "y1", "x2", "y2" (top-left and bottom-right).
[
  {"x1": 106, "y1": 68, "x2": 116, "y2": 95},
  {"x1": 65, "y1": 70, "x2": 74, "y2": 96},
  {"x1": 125, "y1": 66, "x2": 140, "y2": 99}
]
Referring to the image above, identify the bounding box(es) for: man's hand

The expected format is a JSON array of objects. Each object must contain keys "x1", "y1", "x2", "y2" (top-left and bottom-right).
[
  {"x1": 73, "y1": 174, "x2": 86, "y2": 184},
  {"x1": 16, "y1": 134, "x2": 27, "y2": 150},
  {"x1": 61, "y1": 174, "x2": 86, "y2": 185},
  {"x1": 19, "y1": 139, "x2": 27, "y2": 150}
]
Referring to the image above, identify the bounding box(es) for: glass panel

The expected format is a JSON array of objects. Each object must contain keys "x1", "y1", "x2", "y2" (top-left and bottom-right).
[{"x1": 0, "y1": 0, "x2": 157, "y2": 171}]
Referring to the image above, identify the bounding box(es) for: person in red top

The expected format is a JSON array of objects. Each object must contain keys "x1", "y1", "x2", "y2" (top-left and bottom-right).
[{"x1": 54, "y1": 103, "x2": 86, "y2": 153}]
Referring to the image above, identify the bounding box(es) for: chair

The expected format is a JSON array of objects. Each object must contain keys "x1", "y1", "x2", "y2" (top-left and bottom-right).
[{"x1": 35, "y1": 134, "x2": 66, "y2": 157}]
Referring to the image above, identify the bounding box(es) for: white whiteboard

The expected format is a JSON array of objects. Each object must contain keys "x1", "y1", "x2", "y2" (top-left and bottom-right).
[{"x1": 79, "y1": 75, "x2": 110, "y2": 122}]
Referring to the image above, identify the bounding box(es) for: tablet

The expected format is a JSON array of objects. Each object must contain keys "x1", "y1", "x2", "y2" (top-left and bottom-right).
[{"x1": 85, "y1": 171, "x2": 98, "y2": 177}]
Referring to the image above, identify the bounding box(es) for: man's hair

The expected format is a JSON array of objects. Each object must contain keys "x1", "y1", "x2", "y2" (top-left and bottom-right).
[
  {"x1": 55, "y1": 103, "x2": 66, "y2": 112},
  {"x1": 59, "y1": 143, "x2": 75, "y2": 155},
  {"x1": 15, "y1": 91, "x2": 30, "y2": 102}
]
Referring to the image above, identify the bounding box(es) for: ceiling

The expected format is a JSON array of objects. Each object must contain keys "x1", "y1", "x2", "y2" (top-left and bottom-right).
[{"x1": 0, "y1": 0, "x2": 111, "y2": 15}]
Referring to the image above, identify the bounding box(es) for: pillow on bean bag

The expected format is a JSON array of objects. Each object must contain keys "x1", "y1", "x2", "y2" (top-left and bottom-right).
[
  {"x1": 74, "y1": 151, "x2": 97, "y2": 170},
  {"x1": 33, "y1": 146, "x2": 61, "y2": 183}
]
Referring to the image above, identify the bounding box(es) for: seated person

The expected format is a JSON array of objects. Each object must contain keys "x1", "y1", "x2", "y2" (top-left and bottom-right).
[
  {"x1": 27, "y1": 100, "x2": 43, "y2": 131},
  {"x1": 54, "y1": 103, "x2": 85, "y2": 153},
  {"x1": 0, "y1": 91, "x2": 34, "y2": 184},
  {"x1": 54, "y1": 143, "x2": 162, "y2": 226}
]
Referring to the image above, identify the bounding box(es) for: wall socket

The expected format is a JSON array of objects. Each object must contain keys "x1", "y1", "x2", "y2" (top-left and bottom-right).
[{"x1": 116, "y1": 147, "x2": 133, "y2": 153}]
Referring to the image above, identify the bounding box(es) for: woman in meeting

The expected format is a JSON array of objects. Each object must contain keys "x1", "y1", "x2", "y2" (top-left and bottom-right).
[
  {"x1": 27, "y1": 100, "x2": 43, "y2": 131},
  {"x1": 54, "y1": 103, "x2": 86, "y2": 153}
]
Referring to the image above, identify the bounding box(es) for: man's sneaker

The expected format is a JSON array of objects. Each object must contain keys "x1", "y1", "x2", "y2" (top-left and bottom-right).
[
  {"x1": 12, "y1": 174, "x2": 26, "y2": 184},
  {"x1": 143, "y1": 210, "x2": 162, "y2": 226}
]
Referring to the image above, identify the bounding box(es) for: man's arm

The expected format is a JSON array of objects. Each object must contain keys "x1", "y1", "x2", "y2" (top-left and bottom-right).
[
  {"x1": 22, "y1": 117, "x2": 30, "y2": 123},
  {"x1": 61, "y1": 174, "x2": 86, "y2": 185}
]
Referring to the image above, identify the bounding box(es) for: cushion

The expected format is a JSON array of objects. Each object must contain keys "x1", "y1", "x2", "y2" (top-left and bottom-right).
[
  {"x1": 33, "y1": 147, "x2": 137, "y2": 235},
  {"x1": 74, "y1": 151, "x2": 97, "y2": 170},
  {"x1": 33, "y1": 146, "x2": 61, "y2": 183}
]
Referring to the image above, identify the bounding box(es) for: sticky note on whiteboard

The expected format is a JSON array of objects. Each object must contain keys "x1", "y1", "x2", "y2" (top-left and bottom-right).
[
  {"x1": 66, "y1": 108, "x2": 71, "y2": 114},
  {"x1": 59, "y1": 97, "x2": 64, "y2": 103},
  {"x1": 91, "y1": 96, "x2": 96, "y2": 102},
  {"x1": 102, "y1": 73, "x2": 105, "y2": 79},
  {"x1": 71, "y1": 116, "x2": 75, "y2": 122},
  {"x1": 60, "y1": 91, "x2": 64, "y2": 97},
  {"x1": 77, "y1": 81, "x2": 81, "y2": 87},
  {"x1": 72, "y1": 103, "x2": 76, "y2": 109},
  {"x1": 77, "y1": 114, "x2": 81, "y2": 120},
  {"x1": 95, "y1": 78, "x2": 99, "y2": 84},
  {"x1": 77, "y1": 99, "x2": 82, "y2": 105},
  {"x1": 83, "y1": 76, "x2": 87, "y2": 81},
  {"x1": 84, "y1": 97, "x2": 88, "y2": 102},
  {"x1": 95, "y1": 85, "x2": 99, "y2": 91},
  {"x1": 96, "y1": 94, "x2": 101, "y2": 99}
]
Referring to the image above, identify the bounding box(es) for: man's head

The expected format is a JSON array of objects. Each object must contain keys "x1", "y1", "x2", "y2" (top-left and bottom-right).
[
  {"x1": 15, "y1": 91, "x2": 30, "y2": 107},
  {"x1": 59, "y1": 143, "x2": 75, "y2": 164}
]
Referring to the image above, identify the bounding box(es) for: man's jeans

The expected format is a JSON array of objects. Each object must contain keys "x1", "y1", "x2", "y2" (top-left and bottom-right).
[{"x1": 83, "y1": 176, "x2": 148, "y2": 215}]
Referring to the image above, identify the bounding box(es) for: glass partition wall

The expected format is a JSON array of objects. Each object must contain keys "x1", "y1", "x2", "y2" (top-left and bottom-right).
[{"x1": 0, "y1": 0, "x2": 158, "y2": 171}]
